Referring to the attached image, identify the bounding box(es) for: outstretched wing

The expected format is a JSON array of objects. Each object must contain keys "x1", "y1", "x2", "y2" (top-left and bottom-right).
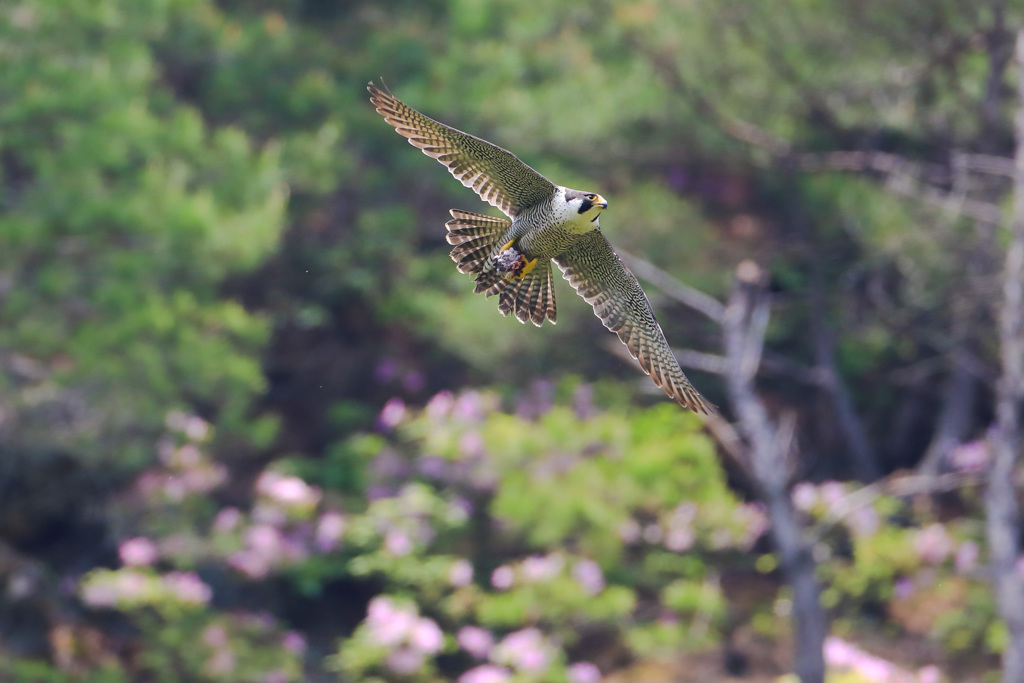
[
  {"x1": 555, "y1": 230, "x2": 712, "y2": 414},
  {"x1": 368, "y1": 81, "x2": 556, "y2": 218}
]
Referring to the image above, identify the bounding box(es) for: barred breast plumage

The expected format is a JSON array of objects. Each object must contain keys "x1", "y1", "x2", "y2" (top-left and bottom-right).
[{"x1": 368, "y1": 81, "x2": 712, "y2": 414}]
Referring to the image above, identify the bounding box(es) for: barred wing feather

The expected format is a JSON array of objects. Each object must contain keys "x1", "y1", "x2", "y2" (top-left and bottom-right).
[
  {"x1": 368, "y1": 82, "x2": 555, "y2": 217},
  {"x1": 555, "y1": 231, "x2": 712, "y2": 414}
]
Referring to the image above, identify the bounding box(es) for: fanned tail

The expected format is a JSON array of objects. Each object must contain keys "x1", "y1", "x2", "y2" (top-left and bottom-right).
[
  {"x1": 445, "y1": 209, "x2": 511, "y2": 274},
  {"x1": 445, "y1": 209, "x2": 557, "y2": 327},
  {"x1": 494, "y1": 260, "x2": 557, "y2": 326}
]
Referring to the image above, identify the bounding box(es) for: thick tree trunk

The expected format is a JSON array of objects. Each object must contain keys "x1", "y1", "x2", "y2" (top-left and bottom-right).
[
  {"x1": 723, "y1": 262, "x2": 827, "y2": 683},
  {"x1": 987, "y1": 28, "x2": 1024, "y2": 683}
]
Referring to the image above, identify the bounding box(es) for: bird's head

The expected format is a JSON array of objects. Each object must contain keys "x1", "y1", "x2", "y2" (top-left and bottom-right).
[{"x1": 565, "y1": 189, "x2": 609, "y2": 223}]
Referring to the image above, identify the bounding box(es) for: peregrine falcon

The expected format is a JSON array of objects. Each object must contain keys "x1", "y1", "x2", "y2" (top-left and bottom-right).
[{"x1": 368, "y1": 82, "x2": 712, "y2": 414}]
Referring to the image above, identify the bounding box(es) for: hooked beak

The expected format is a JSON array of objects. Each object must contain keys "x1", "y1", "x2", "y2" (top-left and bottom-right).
[{"x1": 595, "y1": 195, "x2": 609, "y2": 210}]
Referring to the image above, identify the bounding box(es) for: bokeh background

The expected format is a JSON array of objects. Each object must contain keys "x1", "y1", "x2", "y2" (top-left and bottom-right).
[{"x1": 2, "y1": 1, "x2": 1023, "y2": 681}]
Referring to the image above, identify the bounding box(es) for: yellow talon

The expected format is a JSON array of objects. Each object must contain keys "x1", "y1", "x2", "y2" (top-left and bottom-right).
[
  {"x1": 494, "y1": 240, "x2": 536, "y2": 280},
  {"x1": 516, "y1": 257, "x2": 538, "y2": 279}
]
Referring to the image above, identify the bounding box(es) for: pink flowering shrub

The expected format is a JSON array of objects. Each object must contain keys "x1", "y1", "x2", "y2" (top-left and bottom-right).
[
  {"x1": 795, "y1": 479, "x2": 999, "y2": 659},
  {"x1": 70, "y1": 392, "x2": 1002, "y2": 682},
  {"x1": 325, "y1": 390, "x2": 744, "y2": 680}
]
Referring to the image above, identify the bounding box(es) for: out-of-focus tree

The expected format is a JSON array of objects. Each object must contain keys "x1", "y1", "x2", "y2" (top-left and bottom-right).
[{"x1": 0, "y1": 0, "x2": 286, "y2": 466}]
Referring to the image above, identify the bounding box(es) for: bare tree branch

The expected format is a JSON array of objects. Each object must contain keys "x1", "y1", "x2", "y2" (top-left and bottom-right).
[
  {"x1": 811, "y1": 471, "x2": 983, "y2": 543},
  {"x1": 808, "y1": 265, "x2": 880, "y2": 481},
  {"x1": 673, "y1": 349, "x2": 730, "y2": 375},
  {"x1": 617, "y1": 249, "x2": 726, "y2": 323},
  {"x1": 982, "y1": 0, "x2": 1012, "y2": 136},
  {"x1": 722, "y1": 262, "x2": 826, "y2": 683},
  {"x1": 918, "y1": 345, "x2": 978, "y2": 477}
]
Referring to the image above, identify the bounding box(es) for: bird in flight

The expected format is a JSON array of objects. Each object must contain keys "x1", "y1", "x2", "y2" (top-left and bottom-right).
[{"x1": 368, "y1": 82, "x2": 712, "y2": 414}]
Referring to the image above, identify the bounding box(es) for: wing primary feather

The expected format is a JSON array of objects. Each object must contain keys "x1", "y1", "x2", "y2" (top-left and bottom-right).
[
  {"x1": 368, "y1": 82, "x2": 556, "y2": 217},
  {"x1": 555, "y1": 231, "x2": 713, "y2": 414}
]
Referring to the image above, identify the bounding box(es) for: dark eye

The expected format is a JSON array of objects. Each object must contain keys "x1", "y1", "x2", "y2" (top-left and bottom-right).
[{"x1": 585, "y1": 194, "x2": 596, "y2": 201}]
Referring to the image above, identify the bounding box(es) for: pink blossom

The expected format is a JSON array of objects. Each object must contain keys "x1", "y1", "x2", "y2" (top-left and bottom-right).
[
  {"x1": 568, "y1": 661, "x2": 602, "y2": 683},
  {"x1": 163, "y1": 571, "x2": 212, "y2": 604},
  {"x1": 228, "y1": 550, "x2": 271, "y2": 579},
  {"x1": 315, "y1": 511, "x2": 346, "y2": 552},
  {"x1": 244, "y1": 524, "x2": 283, "y2": 556},
  {"x1": 252, "y1": 502, "x2": 287, "y2": 526},
  {"x1": 665, "y1": 527, "x2": 695, "y2": 552},
  {"x1": 914, "y1": 524, "x2": 953, "y2": 565},
  {"x1": 184, "y1": 416, "x2": 210, "y2": 442},
  {"x1": 950, "y1": 440, "x2": 989, "y2": 472},
  {"x1": 378, "y1": 397, "x2": 407, "y2": 429},
  {"x1": 256, "y1": 471, "x2": 321, "y2": 508},
  {"x1": 458, "y1": 431, "x2": 486, "y2": 458},
  {"x1": 491, "y1": 565, "x2": 514, "y2": 590},
  {"x1": 282, "y1": 630, "x2": 307, "y2": 654},
  {"x1": 417, "y1": 455, "x2": 447, "y2": 478},
  {"x1": 81, "y1": 569, "x2": 156, "y2": 608},
  {"x1": 955, "y1": 541, "x2": 979, "y2": 574},
  {"x1": 457, "y1": 626, "x2": 494, "y2": 659},
  {"x1": 384, "y1": 529, "x2": 413, "y2": 556},
  {"x1": 119, "y1": 537, "x2": 158, "y2": 567},
  {"x1": 80, "y1": 581, "x2": 119, "y2": 608},
  {"x1": 366, "y1": 596, "x2": 417, "y2": 647},
  {"x1": 459, "y1": 664, "x2": 511, "y2": 683},
  {"x1": 819, "y1": 481, "x2": 846, "y2": 508},
  {"x1": 175, "y1": 444, "x2": 202, "y2": 468},
  {"x1": 492, "y1": 628, "x2": 553, "y2": 673},
  {"x1": 411, "y1": 617, "x2": 444, "y2": 654},
  {"x1": 894, "y1": 578, "x2": 915, "y2": 600},
  {"x1": 450, "y1": 496, "x2": 473, "y2": 520},
  {"x1": 521, "y1": 554, "x2": 564, "y2": 582},
  {"x1": 824, "y1": 636, "x2": 917, "y2": 682},
  {"x1": 453, "y1": 391, "x2": 485, "y2": 422},
  {"x1": 425, "y1": 390, "x2": 455, "y2": 419},
  {"x1": 181, "y1": 463, "x2": 226, "y2": 494},
  {"x1": 203, "y1": 625, "x2": 229, "y2": 648},
  {"x1": 449, "y1": 559, "x2": 474, "y2": 587},
  {"x1": 618, "y1": 519, "x2": 641, "y2": 544},
  {"x1": 824, "y1": 636, "x2": 858, "y2": 667},
  {"x1": 670, "y1": 503, "x2": 697, "y2": 527},
  {"x1": 213, "y1": 507, "x2": 242, "y2": 533},
  {"x1": 917, "y1": 665, "x2": 941, "y2": 683},
  {"x1": 386, "y1": 647, "x2": 425, "y2": 674},
  {"x1": 791, "y1": 482, "x2": 818, "y2": 511},
  {"x1": 736, "y1": 502, "x2": 769, "y2": 548},
  {"x1": 858, "y1": 657, "x2": 897, "y2": 681},
  {"x1": 572, "y1": 559, "x2": 605, "y2": 595},
  {"x1": 847, "y1": 506, "x2": 880, "y2": 538}
]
